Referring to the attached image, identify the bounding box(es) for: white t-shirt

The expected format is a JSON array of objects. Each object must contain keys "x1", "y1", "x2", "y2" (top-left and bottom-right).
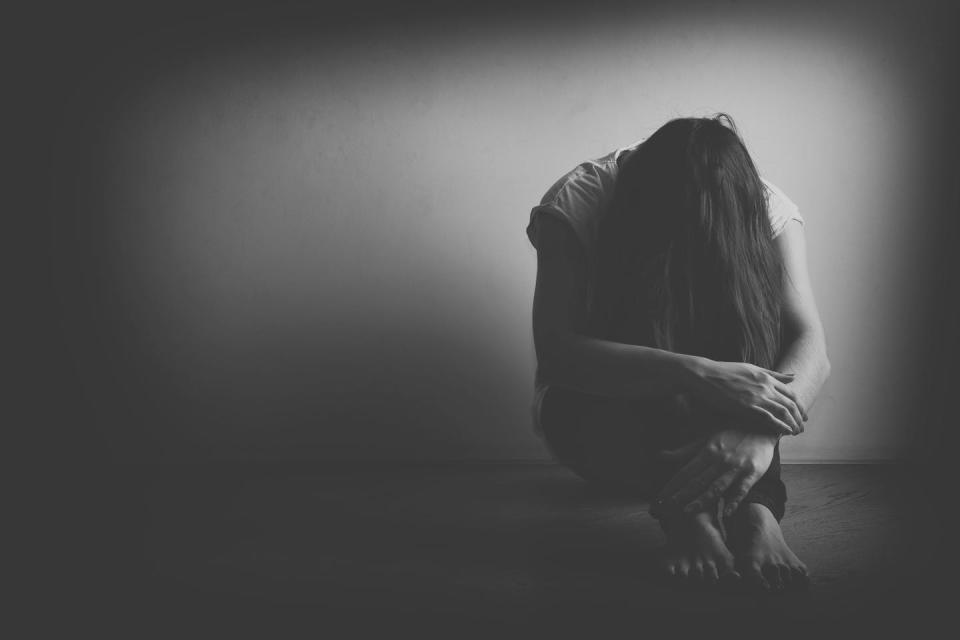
[{"x1": 525, "y1": 140, "x2": 804, "y2": 436}]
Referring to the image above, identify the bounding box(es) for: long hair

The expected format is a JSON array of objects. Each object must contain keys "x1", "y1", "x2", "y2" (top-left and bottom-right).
[{"x1": 592, "y1": 114, "x2": 783, "y2": 368}]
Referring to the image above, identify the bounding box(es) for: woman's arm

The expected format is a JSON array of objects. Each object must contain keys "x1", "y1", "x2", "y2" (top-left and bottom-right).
[
  {"x1": 532, "y1": 214, "x2": 697, "y2": 398},
  {"x1": 680, "y1": 218, "x2": 830, "y2": 435},
  {"x1": 773, "y1": 219, "x2": 832, "y2": 418},
  {"x1": 532, "y1": 213, "x2": 803, "y2": 435},
  {"x1": 656, "y1": 218, "x2": 833, "y2": 516}
]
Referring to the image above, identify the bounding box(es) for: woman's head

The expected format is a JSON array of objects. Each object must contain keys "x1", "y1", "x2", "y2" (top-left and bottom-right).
[{"x1": 594, "y1": 114, "x2": 783, "y2": 367}]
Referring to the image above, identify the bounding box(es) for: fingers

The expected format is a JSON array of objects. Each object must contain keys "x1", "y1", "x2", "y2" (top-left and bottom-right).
[
  {"x1": 772, "y1": 390, "x2": 805, "y2": 434},
  {"x1": 722, "y1": 471, "x2": 760, "y2": 517},
  {"x1": 662, "y1": 463, "x2": 730, "y2": 508},
  {"x1": 774, "y1": 382, "x2": 808, "y2": 421},
  {"x1": 656, "y1": 451, "x2": 710, "y2": 503},
  {"x1": 765, "y1": 398, "x2": 803, "y2": 435},
  {"x1": 764, "y1": 368, "x2": 807, "y2": 430},
  {"x1": 657, "y1": 438, "x2": 707, "y2": 462},
  {"x1": 682, "y1": 468, "x2": 742, "y2": 514},
  {"x1": 753, "y1": 406, "x2": 795, "y2": 437},
  {"x1": 765, "y1": 369, "x2": 796, "y2": 384}
]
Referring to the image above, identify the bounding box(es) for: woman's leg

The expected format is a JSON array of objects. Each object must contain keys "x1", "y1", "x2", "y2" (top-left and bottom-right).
[
  {"x1": 724, "y1": 446, "x2": 808, "y2": 590},
  {"x1": 644, "y1": 396, "x2": 788, "y2": 524},
  {"x1": 739, "y1": 446, "x2": 786, "y2": 522},
  {"x1": 541, "y1": 385, "x2": 787, "y2": 514},
  {"x1": 539, "y1": 387, "x2": 688, "y2": 497},
  {"x1": 645, "y1": 408, "x2": 803, "y2": 590},
  {"x1": 541, "y1": 387, "x2": 801, "y2": 589},
  {"x1": 656, "y1": 403, "x2": 802, "y2": 590}
]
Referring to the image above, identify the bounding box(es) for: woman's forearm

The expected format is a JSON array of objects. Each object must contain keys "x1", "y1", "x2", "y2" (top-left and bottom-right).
[
  {"x1": 536, "y1": 325, "x2": 829, "y2": 422},
  {"x1": 537, "y1": 330, "x2": 700, "y2": 398},
  {"x1": 774, "y1": 328, "x2": 831, "y2": 416}
]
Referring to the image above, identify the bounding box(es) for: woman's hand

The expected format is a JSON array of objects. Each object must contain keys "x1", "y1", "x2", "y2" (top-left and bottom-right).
[
  {"x1": 653, "y1": 430, "x2": 777, "y2": 518},
  {"x1": 686, "y1": 359, "x2": 807, "y2": 436}
]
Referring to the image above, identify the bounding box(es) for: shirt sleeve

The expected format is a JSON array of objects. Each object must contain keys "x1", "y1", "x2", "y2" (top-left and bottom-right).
[
  {"x1": 526, "y1": 162, "x2": 612, "y2": 256},
  {"x1": 761, "y1": 177, "x2": 804, "y2": 239}
]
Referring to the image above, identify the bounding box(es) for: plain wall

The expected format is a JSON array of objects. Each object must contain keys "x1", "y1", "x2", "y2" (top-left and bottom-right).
[{"x1": 48, "y1": 0, "x2": 957, "y2": 463}]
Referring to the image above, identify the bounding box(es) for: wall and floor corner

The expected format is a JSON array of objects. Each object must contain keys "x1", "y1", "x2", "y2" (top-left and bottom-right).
[{"x1": 26, "y1": 0, "x2": 960, "y2": 467}]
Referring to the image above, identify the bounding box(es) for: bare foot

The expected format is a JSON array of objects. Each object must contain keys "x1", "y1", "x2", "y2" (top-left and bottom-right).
[
  {"x1": 660, "y1": 510, "x2": 739, "y2": 588},
  {"x1": 729, "y1": 503, "x2": 809, "y2": 592}
]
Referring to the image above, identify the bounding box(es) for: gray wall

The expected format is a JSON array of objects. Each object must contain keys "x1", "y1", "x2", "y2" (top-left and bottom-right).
[{"x1": 50, "y1": 0, "x2": 957, "y2": 463}]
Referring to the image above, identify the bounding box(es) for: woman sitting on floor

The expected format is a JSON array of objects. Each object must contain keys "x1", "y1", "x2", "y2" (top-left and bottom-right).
[{"x1": 527, "y1": 114, "x2": 831, "y2": 591}]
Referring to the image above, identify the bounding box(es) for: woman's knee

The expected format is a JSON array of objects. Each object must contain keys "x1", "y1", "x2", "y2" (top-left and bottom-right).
[
  {"x1": 541, "y1": 387, "x2": 685, "y2": 439},
  {"x1": 540, "y1": 387, "x2": 674, "y2": 479}
]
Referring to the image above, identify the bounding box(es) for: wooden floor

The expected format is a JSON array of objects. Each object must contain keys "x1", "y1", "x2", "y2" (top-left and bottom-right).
[{"x1": 47, "y1": 463, "x2": 950, "y2": 634}]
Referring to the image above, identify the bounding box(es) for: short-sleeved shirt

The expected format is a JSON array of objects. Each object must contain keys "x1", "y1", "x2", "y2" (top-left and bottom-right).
[{"x1": 525, "y1": 140, "x2": 804, "y2": 437}]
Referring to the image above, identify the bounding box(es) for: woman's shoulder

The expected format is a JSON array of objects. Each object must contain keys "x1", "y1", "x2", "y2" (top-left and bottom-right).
[
  {"x1": 527, "y1": 150, "x2": 622, "y2": 254},
  {"x1": 761, "y1": 177, "x2": 805, "y2": 239},
  {"x1": 539, "y1": 153, "x2": 619, "y2": 205}
]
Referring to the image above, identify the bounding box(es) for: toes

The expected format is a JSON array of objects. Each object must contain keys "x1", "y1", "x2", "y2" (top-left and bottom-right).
[
  {"x1": 717, "y1": 560, "x2": 740, "y2": 587},
  {"x1": 762, "y1": 563, "x2": 783, "y2": 592},
  {"x1": 719, "y1": 570, "x2": 741, "y2": 590},
  {"x1": 659, "y1": 550, "x2": 685, "y2": 583},
  {"x1": 791, "y1": 563, "x2": 810, "y2": 590},
  {"x1": 704, "y1": 563, "x2": 719, "y2": 585},
  {"x1": 721, "y1": 564, "x2": 740, "y2": 580},
  {"x1": 778, "y1": 564, "x2": 792, "y2": 588},
  {"x1": 691, "y1": 562, "x2": 705, "y2": 584},
  {"x1": 677, "y1": 560, "x2": 691, "y2": 582},
  {"x1": 670, "y1": 556, "x2": 731, "y2": 589},
  {"x1": 743, "y1": 562, "x2": 769, "y2": 591},
  {"x1": 663, "y1": 561, "x2": 678, "y2": 580}
]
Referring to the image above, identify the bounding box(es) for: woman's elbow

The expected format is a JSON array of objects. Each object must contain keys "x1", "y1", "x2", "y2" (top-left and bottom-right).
[{"x1": 818, "y1": 331, "x2": 832, "y2": 381}]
